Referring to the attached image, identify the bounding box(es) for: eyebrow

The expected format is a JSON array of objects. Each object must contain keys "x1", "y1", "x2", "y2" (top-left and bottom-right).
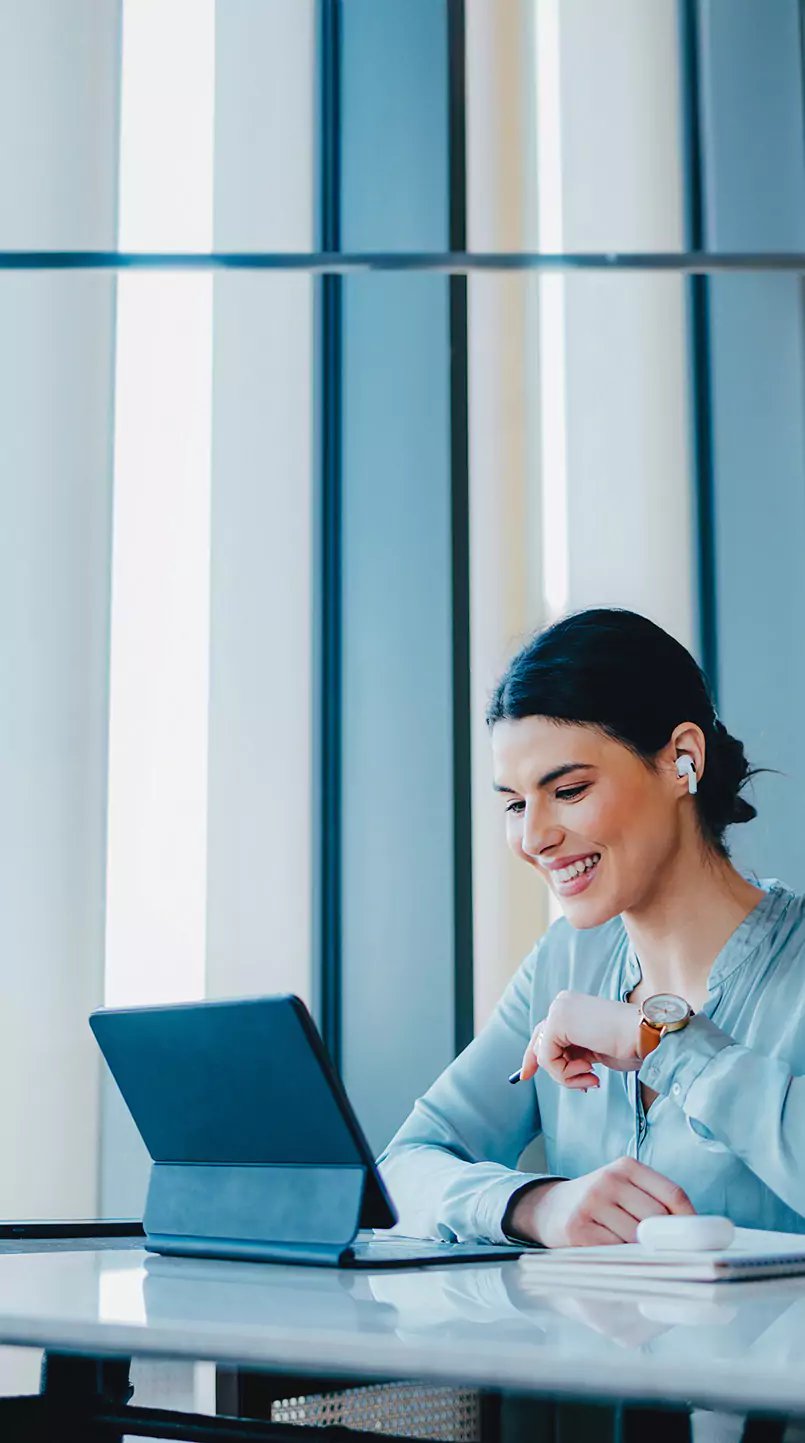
[{"x1": 493, "y1": 763, "x2": 595, "y2": 795}]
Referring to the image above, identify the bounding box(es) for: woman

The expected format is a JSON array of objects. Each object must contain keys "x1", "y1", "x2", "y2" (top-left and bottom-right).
[{"x1": 378, "y1": 607, "x2": 805, "y2": 1248}]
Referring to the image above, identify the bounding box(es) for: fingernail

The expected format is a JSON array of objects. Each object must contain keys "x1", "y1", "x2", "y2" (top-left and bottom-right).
[{"x1": 508, "y1": 1069, "x2": 523, "y2": 1085}]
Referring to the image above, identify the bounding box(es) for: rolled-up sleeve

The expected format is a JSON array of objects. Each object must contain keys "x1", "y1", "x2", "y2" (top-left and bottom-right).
[
  {"x1": 639, "y1": 1012, "x2": 805, "y2": 1217},
  {"x1": 377, "y1": 942, "x2": 560, "y2": 1243}
]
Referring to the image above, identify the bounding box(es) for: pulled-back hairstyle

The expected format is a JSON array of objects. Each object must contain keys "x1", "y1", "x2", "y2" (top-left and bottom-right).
[{"x1": 487, "y1": 608, "x2": 757, "y2": 860}]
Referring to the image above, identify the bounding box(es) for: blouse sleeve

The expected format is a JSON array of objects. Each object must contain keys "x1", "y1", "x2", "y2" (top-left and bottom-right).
[
  {"x1": 376, "y1": 941, "x2": 562, "y2": 1244},
  {"x1": 638, "y1": 1011, "x2": 805, "y2": 1215}
]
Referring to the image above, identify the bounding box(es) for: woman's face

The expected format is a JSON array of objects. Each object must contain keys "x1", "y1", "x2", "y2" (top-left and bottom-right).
[{"x1": 491, "y1": 715, "x2": 688, "y2": 927}]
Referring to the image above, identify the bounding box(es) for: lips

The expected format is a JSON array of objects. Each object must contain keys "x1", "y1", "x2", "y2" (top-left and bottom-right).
[
  {"x1": 545, "y1": 851, "x2": 600, "y2": 876},
  {"x1": 553, "y1": 855, "x2": 601, "y2": 896}
]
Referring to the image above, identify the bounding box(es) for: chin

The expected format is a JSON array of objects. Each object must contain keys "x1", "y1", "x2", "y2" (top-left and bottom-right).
[{"x1": 559, "y1": 893, "x2": 622, "y2": 930}]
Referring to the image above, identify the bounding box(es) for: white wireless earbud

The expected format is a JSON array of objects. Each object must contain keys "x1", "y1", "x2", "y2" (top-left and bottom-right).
[{"x1": 676, "y1": 754, "x2": 698, "y2": 794}]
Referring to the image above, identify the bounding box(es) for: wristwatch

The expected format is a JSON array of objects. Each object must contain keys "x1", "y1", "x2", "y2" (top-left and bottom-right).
[{"x1": 637, "y1": 993, "x2": 693, "y2": 1060}]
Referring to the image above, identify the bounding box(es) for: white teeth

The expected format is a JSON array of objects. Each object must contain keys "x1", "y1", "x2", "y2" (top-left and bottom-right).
[{"x1": 553, "y1": 853, "x2": 601, "y2": 884}]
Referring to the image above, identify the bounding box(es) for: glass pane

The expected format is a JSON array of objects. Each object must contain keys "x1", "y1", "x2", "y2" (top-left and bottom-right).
[
  {"x1": 467, "y1": 0, "x2": 805, "y2": 257},
  {"x1": 0, "y1": 0, "x2": 315, "y2": 253},
  {"x1": 0, "y1": 271, "x2": 313, "y2": 1216}
]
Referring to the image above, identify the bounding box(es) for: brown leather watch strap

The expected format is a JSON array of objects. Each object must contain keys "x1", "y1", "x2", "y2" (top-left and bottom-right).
[{"x1": 637, "y1": 1017, "x2": 664, "y2": 1060}]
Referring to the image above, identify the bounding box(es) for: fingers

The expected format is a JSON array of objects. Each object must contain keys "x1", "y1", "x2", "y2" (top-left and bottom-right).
[
  {"x1": 575, "y1": 1221, "x2": 625, "y2": 1247},
  {"x1": 541, "y1": 1044, "x2": 600, "y2": 1090},
  {"x1": 519, "y1": 1020, "x2": 547, "y2": 1082},
  {"x1": 531, "y1": 1160, "x2": 694, "y2": 1250},
  {"x1": 536, "y1": 991, "x2": 645, "y2": 1082},
  {"x1": 563, "y1": 1055, "x2": 597, "y2": 1080},
  {"x1": 519, "y1": 1050, "x2": 537, "y2": 1082},
  {"x1": 540, "y1": 1020, "x2": 602, "y2": 1088},
  {"x1": 595, "y1": 1202, "x2": 647, "y2": 1243},
  {"x1": 613, "y1": 1183, "x2": 673, "y2": 1225},
  {"x1": 610, "y1": 1157, "x2": 696, "y2": 1216},
  {"x1": 520, "y1": 1024, "x2": 600, "y2": 1086},
  {"x1": 561, "y1": 1055, "x2": 600, "y2": 1090},
  {"x1": 574, "y1": 1160, "x2": 694, "y2": 1245}
]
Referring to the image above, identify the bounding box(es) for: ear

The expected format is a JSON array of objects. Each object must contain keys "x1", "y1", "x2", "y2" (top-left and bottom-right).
[{"x1": 668, "y1": 722, "x2": 706, "y2": 789}]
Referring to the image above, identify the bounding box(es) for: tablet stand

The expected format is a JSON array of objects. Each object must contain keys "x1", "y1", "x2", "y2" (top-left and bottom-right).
[{"x1": 143, "y1": 1159, "x2": 389, "y2": 1265}]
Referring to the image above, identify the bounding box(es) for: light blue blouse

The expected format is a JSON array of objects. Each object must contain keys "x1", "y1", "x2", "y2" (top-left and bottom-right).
[{"x1": 378, "y1": 877, "x2": 805, "y2": 1243}]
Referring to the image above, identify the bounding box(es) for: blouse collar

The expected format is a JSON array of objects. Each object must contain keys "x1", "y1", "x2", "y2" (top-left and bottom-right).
[{"x1": 621, "y1": 876, "x2": 793, "y2": 996}]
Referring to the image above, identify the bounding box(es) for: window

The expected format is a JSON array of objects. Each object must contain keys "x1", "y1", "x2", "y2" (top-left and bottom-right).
[{"x1": 2, "y1": 0, "x2": 804, "y2": 1218}]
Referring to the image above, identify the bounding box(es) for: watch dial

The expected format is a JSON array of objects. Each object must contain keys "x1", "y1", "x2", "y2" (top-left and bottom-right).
[{"x1": 643, "y1": 993, "x2": 689, "y2": 1026}]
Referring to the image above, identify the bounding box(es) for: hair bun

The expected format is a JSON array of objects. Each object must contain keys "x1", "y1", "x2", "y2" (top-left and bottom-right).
[
  {"x1": 703, "y1": 721, "x2": 757, "y2": 831},
  {"x1": 731, "y1": 796, "x2": 758, "y2": 824}
]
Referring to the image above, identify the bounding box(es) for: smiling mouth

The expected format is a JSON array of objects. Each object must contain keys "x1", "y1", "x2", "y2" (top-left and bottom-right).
[{"x1": 552, "y1": 853, "x2": 601, "y2": 894}]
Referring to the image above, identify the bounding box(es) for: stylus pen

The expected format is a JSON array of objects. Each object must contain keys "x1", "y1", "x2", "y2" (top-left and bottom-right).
[{"x1": 508, "y1": 1069, "x2": 523, "y2": 1085}]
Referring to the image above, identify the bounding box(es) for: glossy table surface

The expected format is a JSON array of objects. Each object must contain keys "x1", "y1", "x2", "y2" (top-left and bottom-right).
[{"x1": 2, "y1": 1242, "x2": 805, "y2": 1415}]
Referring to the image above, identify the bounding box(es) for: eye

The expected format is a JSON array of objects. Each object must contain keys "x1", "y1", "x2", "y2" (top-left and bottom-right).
[
  {"x1": 505, "y1": 799, "x2": 525, "y2": 814},
  {"x1": 555, "y1": 784, "x2": 590, "y2": 802}
]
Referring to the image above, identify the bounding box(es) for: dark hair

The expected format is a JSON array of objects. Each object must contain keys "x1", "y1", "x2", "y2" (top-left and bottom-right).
[{"x1": 487, "y1": 607, "x2": 758, "y2": 859}]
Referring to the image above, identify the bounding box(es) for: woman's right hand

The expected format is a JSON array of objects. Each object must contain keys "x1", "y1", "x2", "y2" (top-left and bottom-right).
[{"x1": 508, "y1": 1156, "x2": 696, "y2": 1248}]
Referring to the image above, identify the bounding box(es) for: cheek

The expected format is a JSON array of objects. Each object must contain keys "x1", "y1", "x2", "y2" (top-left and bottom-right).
[
  {"x1": 582, "y1": 784, "x2": 647, "y2": 845},
  {"x1": 594, "y1": 785, "x2": 674, "y2": 870}
]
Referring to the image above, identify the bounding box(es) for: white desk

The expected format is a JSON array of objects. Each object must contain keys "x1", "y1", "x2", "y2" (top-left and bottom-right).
[{"x1": 0, "y1": 1243, "x2": 804, "y2": 1421}]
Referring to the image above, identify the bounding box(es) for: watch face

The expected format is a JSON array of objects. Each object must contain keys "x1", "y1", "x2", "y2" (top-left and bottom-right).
[{"x1": 643, "y1": 993, "x2": 690, "y2": 1026}]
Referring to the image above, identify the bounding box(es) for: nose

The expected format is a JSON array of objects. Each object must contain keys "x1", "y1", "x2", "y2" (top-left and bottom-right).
[{"x1": 521, "y1": 801, "x2": 563, "y2": 861}]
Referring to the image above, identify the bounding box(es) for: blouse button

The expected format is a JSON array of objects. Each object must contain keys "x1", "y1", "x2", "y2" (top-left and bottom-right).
[{"x1": 672, "y1": 1083, "x2": 682, "y2": 1096}]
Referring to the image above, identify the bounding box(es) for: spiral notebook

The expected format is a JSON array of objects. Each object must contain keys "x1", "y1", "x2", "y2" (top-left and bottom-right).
[{"x1": 520, "y1": 1228, "x2": 805, "y2": 1289}]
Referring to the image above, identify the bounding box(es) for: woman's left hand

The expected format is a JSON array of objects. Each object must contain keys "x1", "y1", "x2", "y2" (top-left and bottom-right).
[{"x1": 519, "y1": 991, "x2": 642, "y2": 1088}]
